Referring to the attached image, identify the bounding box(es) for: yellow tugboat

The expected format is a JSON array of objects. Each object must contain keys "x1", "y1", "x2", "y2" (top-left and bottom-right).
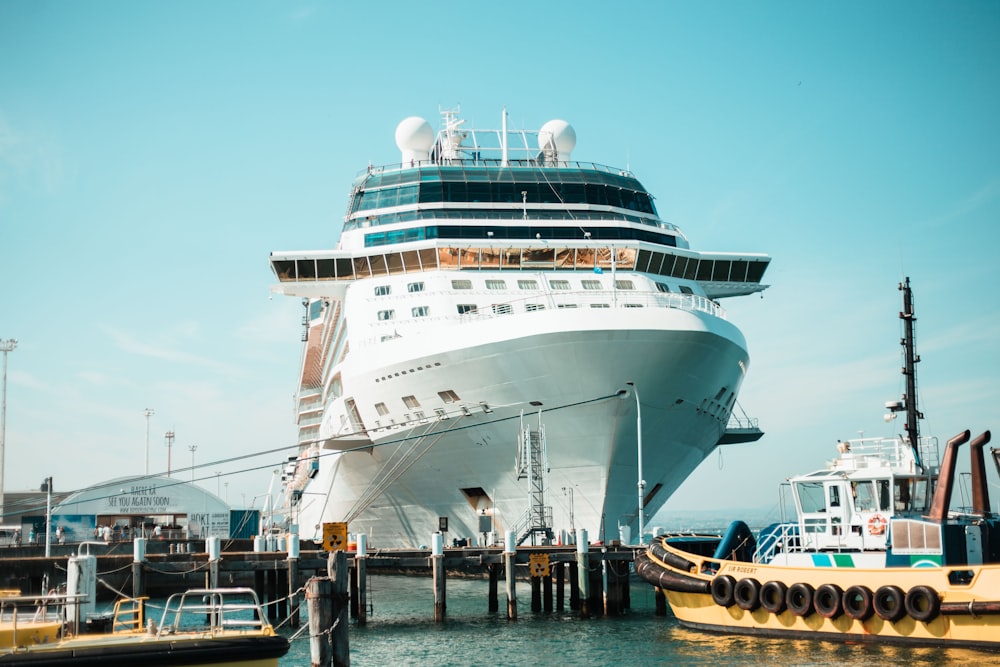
[{"x1": 638, "y1": 278, "x2": 1000, "y2": 652}]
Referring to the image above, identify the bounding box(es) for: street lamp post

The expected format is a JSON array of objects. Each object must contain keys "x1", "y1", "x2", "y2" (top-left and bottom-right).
[
  {"x1": 627, "y1": 381, "x2": 645, "y2": 545},
  {"x1": 0, "y1": 338, "x2": 17, "y2": 519},
  {"x1": 188, "y1": 445, "x2": 198, "y2": 482},
  {"x1": 41, "y1": 476, "x2": 52, "y2": 558},
  {"x1": 142, "y1": 408, "x2": 154, "y2": 476}
]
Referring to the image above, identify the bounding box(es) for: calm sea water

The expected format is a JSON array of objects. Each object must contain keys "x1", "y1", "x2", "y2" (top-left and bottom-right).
[{"x1": 274, "y1": 573, "x2": 989, "y2": 667}]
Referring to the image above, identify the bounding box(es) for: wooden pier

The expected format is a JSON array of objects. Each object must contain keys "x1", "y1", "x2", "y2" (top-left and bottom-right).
[{"x1": 0, "y1": 537, "x2": 643, "y2": 626}]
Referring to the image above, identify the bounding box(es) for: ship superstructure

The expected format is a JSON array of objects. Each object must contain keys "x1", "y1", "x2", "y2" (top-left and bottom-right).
[{"x1": 269, "y1": 109, "x2": 771, "y2": 547}]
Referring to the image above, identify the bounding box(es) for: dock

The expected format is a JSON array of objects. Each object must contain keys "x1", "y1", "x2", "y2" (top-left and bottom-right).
[{"x1": 0, "y1": 536, "x2": 647, "y2": 625}]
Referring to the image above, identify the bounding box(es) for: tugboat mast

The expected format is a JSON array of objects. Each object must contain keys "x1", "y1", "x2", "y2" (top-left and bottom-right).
[{"x1": 899, "y1": 277, "x2": 924, "y2": 465}]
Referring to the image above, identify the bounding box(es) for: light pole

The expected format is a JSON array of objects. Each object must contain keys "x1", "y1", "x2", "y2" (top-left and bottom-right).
[
  {"x1": 0, "y1": 338, "x2": 17, "y2": 519},
  {"x1": 216, "y1": 471, "x2": 221, "y2": 496},
  {"x1": 41, "y1": 476, "x2": 52, "y2": 558},
  {"x1": 188, "y1": 445, "x2": 198, "y2": 482},
  {"x1": 562, "y1": 486, "x2": 575, "y2": 532},
  {"x1": 627, "y1": 381, "x2": 645, "y2": 545},
  {"x1": 143, "y1": 408, "x2": 154, "y2": 476},
  {"x1": 165, "y1": 431, "x2": 175, "y2": 477}
]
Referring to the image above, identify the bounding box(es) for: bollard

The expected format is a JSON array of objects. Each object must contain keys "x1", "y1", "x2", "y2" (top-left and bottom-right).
[
  {"x1": 504, "y1": 529, "x2": 517, "y2": 621},
  {"x1": 576, "y1": 528, "x2": 590, "y2": 618}
]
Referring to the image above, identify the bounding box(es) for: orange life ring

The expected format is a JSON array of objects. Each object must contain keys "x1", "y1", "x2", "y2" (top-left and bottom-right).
[{"x1": 868, "y1": 514, "x2": 888, "y2": 535}]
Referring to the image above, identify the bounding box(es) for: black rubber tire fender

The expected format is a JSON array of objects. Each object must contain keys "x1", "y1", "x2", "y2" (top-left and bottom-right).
[
  {"x1": 874, "y1": 585, "x2": 906, "y2": 623},
  {"x1": 904, "y1": 585, "x2": 941, "y2": 623},
  {"x1": 786, "y1": 582, "x2": 814, "y2": 617},
  {"x1": 733, "y1": 578, "x2": 762, "y2": 611},
  {"x1": 842, "y1": 585, "x2": 875, "y2": 621},
  {"x1": 710, "y1": 574, "x2": 736, "y2": 607},
  {"x1": 814, "y1": 583, "x2": 843, "y2": 619},
  {"x1": 759, "y1": 580, "x2": 788, "y2": 614}
]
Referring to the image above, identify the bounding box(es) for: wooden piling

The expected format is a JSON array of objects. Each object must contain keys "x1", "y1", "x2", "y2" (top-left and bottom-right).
[
  {"x1": 277, "y1": 569, "x2": 288, "y2": 622},
  {"x1": 543, "y1": 568, "x2": 553, "y2": 613},
  {"x1": 530, "y1": 574, "x2": 541, "y2": 612},
  {"x1": 605, "y1": 557, "x2": 628, "y2": 616},
  {"x1": 306, "y1": 577, "x2": 332, "y2": 667},
  {"x1": 576, "y1": 529, "x2": 590, "y2": 618},
  {"x1": 288, "y1": 558, "x2": 300, "y2": 628},
  {"x1": 131, "y1": 562, "x2": 144, "y2": 599},
  {"x1": 487, "y1": 563, "x2": 499, "y2": 613},
  {"x1": 504, "y1": 551, "x2": 517, "y2": 621},
  {"x1": 207, "y1": 559, "x2": 219, "y2": 590},
  {"x1": 349, "y1": 562, "x2": 359, "y2": 620},
  {"x1": 654, "y1": 587, "x2": 666, "y2": 616},
  {"x1": 589, "y1": 558, "x2": 604, "y2": 617},
  {"x1": 355, "y1": 553, "x2": 367, "y2": 626},
  {"x1": 266, "y1": 570, "x2": 277, "y2": 623},
  {"x1": 330, "y1": 551, "x2": 350, "y2": 667},
  {"x1": 432, "y1": 553, "x2": 446, "y2": 622},
  {"x1": 569, "y1": 561, "x2": 580, "y2": 611},
  {"x1": 555, "y1": 562, "x2": 565, "y2": 612}
]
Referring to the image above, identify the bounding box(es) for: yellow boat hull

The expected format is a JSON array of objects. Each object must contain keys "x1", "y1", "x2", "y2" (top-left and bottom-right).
[{"x1": 640, "y1": 538, "x2": 1000, "y2": 652}]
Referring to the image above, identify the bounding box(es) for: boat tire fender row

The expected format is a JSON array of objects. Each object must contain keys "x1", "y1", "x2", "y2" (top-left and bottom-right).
[
  {"x1": 733, "y1": 578, "x2": 762, "y2": 611},
  {"x1": 874, "y1": 585, "x2": 907, "y2": 623},
  {"x1": 710, "y1": 575, "x2": 736, "y2": 607},
  {"x1": 814, "y1": 583, "x2": 844, "y2": 619},
  {"x1": 905, "y1": 585, "x2": 941, "y2": 623},
  {"x1": 842, "y1": 585, "x2": 875, "y2": 621},
  {"x1": 759, "y1": 580, "x2": 788, "y2": 614},
  {"x1": 709, "y1": 575, "x2": 942, "y2": 625},
  {"x1": 786, "y1": 582, "x2": 815, "y2": 617}
]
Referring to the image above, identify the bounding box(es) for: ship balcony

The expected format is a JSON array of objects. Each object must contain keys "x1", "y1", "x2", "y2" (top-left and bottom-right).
[
  {"x1": 357, "y1": 290, "x2": 727, "y2": 348},
  {"x1": 297, "y1": 395, "x2": 324, "y2": 414},
  {"x1": 297, "y1": 414, "x2": 323, "y2": 427}
]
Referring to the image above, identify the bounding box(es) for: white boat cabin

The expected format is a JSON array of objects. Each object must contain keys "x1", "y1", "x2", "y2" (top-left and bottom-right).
[{"x1": 787, "y1": 436, "x2": 939, "y2": 553}]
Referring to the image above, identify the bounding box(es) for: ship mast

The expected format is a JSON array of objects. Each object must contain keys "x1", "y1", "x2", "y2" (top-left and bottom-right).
[{"x1": 899, "y1": 277, "x2": 924, "y2": 465}]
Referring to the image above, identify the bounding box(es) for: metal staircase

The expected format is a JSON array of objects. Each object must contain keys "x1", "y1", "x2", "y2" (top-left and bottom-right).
[{"x1": 514, "y1": 411, "x2": 553, "y2": 546}]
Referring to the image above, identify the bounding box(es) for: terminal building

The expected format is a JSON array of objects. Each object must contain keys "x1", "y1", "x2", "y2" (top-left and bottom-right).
[{"x1": 24, "y1": 475, "x2": 257, "y2": 543}]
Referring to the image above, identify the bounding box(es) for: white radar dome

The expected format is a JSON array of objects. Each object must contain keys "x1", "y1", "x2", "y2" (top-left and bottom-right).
[
  {"x1": 395, "y1": 116, "x2": 435, "y2": 164},
  {"x1": 538, "y1": 119, "x2": 576, "y2": 160}
]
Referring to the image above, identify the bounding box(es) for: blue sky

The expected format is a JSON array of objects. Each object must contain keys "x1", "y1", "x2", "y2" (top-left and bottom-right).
[{"x1": 2, "y1": 1, "x2": 998, "y2": 526}]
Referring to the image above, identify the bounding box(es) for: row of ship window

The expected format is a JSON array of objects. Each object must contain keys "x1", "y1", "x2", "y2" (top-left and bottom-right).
[
  {"x1": 373, "y1": 278, "x2": 694, "y2": 295},
  {"x1": 373, "y1": 278, "x2": 693, "y2": 321},
  {"x1": 371, "y1": 388, "x2": 467, "y2": 425},
  {"x1": 351, "y1": 178, "x2": 656, "y2": 215},
  {"x1": 274, "y1": 247, "x2": 767, "y2": 284}
]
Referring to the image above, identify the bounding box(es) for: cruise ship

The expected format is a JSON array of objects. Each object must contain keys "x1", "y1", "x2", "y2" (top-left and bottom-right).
[{"x1": 269, "y1": 109, "x2": 771, "y2": 548}]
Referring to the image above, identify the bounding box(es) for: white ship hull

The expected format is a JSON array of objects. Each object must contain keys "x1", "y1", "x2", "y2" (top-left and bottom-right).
[{"x1": 292, "y1": 305, "x2": 748, "y2": 548}]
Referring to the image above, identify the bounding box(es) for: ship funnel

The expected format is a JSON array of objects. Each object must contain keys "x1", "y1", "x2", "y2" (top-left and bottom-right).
[
  {"x1": 970, "y1": 430, "x2": 993, "y2": 516},
  {"x1": 927, "y1": 429, "x2": 971, "y2": 521}
]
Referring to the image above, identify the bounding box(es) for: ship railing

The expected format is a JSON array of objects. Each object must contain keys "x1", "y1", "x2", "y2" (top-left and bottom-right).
[
  {"x1": 357, "y1": 290, "x2": 727, "y2": 348},
  {"x1": 358, "y1": 158, "x2": 636, "y2": 180},
  {"x1": 753, "y1": 522, "x2": 800, "y2": 564},
  {"x1": 829, "y1": 435, "x2": 939, "y2": 472}
]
